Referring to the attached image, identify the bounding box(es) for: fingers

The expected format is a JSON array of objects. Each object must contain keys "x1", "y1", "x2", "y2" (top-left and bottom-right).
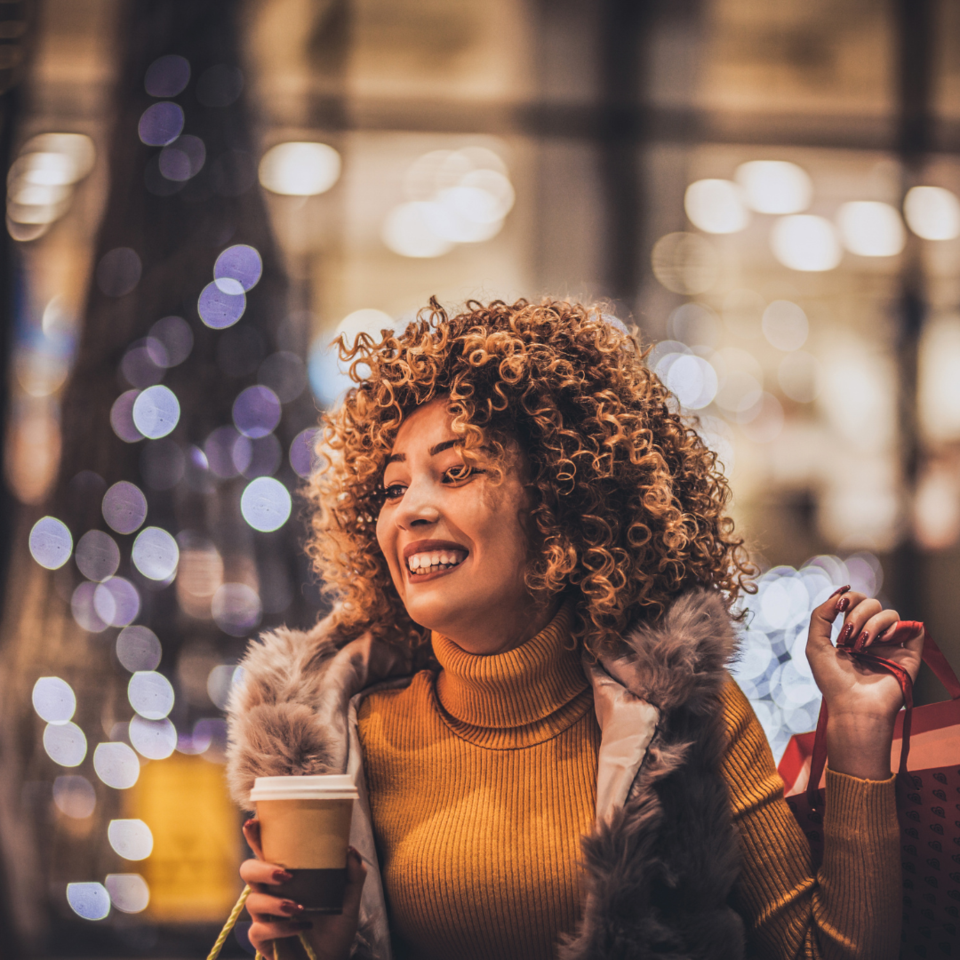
[
  {"x1": 843, "y1": 606, "x2": 899, "y2": 652},
  {"x1": 808, "y1": 586, "x2": 858, "y2": 652},
  {"x1": 249, "y1": 917, "x2": 313, "y2": 953},
  {"x1": 242, "y1": 818, "x2": 263, "y2": 860},
  {"x1": 240, "y1": 857, "x2": 292, "y2": 887},
  {"x1": 341, "y1": 846, "x2": 367, "y2": 917},
  {"x1": 877, "y1": 620, "x2": 925, "y2": 648},
  {"x1": 246, "y1": 890, "x2": 305, "y2": 920}
]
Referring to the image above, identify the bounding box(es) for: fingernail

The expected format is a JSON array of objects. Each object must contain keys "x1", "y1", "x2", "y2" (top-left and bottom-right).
[
  {"x1": 836, "y1": 596, "x2": 850, "y2": 613},
  {"x1": 281, "y1": 900, "x2": 303, "y2": 914},
  {"x1": 838, "y1": 622, "x2": 854, "y2": 646},
  {"x1": 243, "y1": 818, "x2": 255, "y2": 828},
  {"x1": 830, "y1": 584, "x2": 851, "y2": 599},
  {"x1": 273, "y1": 868, "x2": 293, "y2": 882},
  {"x1": 855, "y1": 631, "x2": 870, "y2": 652}
]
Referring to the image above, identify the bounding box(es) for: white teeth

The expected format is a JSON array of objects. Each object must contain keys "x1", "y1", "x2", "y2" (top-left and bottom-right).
[
  {"x1": 431, "y1": 553, "x2": 441, "y2": 566},
  {"x1": 409, "y1": 555, "x2": 420, "y2": 570},
  {"x1": 406, "y1": 550, "x2": 466, "y2": 573}
]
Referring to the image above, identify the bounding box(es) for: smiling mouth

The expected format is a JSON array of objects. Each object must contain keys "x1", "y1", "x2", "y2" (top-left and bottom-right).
[{"x1": 406, "y1": 549, "x2": 468, "y2": 576}]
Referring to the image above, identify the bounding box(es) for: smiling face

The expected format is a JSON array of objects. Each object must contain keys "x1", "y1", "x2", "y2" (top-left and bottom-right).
[{"x1": 376, "y1": 399, "x2": 554, "y2": 655}]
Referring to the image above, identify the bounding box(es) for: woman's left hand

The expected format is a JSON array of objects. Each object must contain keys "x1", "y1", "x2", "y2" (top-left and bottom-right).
[{"x1": 805, "y1": 588, "x2": 924, "y2": 781}]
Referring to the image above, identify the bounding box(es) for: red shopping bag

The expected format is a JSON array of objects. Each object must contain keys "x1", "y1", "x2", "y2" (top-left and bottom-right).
[{"x1": 778, "y1": 631, "x2": 960, "y2": 958}]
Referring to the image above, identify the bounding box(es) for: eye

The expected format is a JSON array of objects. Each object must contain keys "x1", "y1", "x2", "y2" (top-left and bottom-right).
[
  {"x1": 442, "y1": 464, "x2": 484, "y2": 485},
  {"x1": 382, "y1": 483, "x2": 407, "y2": 501}
]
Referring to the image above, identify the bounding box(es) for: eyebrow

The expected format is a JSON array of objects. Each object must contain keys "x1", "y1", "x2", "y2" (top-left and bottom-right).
[{"x1": 385, "y1": 438, "x2": 460, "y2": 465}]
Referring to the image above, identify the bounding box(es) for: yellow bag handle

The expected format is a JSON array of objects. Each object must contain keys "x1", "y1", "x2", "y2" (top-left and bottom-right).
[{"x1": 207, "y1": 885, "x2": 318, "y2": 960}]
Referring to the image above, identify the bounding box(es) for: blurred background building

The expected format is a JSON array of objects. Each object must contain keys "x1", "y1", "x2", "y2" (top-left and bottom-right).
[{"x1": 0, "y1": 0, "x2": 958, "y2": 955}]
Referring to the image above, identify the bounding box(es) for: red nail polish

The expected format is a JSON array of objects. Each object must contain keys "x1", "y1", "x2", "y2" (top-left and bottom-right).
[
  {"x1": 273, "y1": 868, "x2": 293, "y2": 882},
  {"x1": 855, "y1": 631, "x2": 869, "y2": 652},
  {"x1": 838, "y1": 622, "x2": 854, "y2": 646},
  {"x1": 281, "y1": 900, "x2": 303, "y2": 914},
  {"x1": 829, "y1": 584, "x2": 851, "y2": 599},
  {"x1": 836, "y1": 596, "x2": 850, "y2": 613}
]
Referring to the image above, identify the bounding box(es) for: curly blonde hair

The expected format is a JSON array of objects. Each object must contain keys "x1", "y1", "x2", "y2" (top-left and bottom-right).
[{"x1": 304, "y1": 297, "x2": 754, "y2": 656}]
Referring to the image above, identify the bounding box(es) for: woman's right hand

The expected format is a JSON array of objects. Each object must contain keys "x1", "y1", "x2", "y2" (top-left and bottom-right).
[{"x1": 240, "y1": 818, "x2": 367, "y2": 960}]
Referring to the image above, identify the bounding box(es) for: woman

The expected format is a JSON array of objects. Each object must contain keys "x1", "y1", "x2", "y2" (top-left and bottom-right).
[{"x1": 227, "y1": 298, "x2": 921, "y2": 960}]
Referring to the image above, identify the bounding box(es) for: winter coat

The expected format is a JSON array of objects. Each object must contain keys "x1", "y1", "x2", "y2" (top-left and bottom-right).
[{"x1": 226, "y1": 588, "x2": 745, "y2": 960}]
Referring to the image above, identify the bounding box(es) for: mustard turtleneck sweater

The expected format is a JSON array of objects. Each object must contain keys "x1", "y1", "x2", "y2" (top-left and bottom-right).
[{"x1": 356, "y1": 607, "x2": 900, "y2": 960}]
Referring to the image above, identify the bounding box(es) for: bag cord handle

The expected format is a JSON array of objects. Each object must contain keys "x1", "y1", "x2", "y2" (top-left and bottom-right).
[
  {"x1": 207, "y1": 884, "x2": 319, "y2": 960},
  {"x1": 806, "y1": 626, "x2": 960, "y2": 810}
]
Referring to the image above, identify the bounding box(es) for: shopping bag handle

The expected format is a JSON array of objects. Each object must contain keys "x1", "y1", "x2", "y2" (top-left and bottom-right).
[{"x1": 805, "y1": 626, "x2": 960, "y2": 810}]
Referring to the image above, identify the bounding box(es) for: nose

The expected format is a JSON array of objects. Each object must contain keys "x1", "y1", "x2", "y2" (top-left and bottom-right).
[{"x1": 395, "y1": 478, "x2": 440, "y2": 529}]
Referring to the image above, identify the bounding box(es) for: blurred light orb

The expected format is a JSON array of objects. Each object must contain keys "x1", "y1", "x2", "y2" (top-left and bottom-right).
[
  {"x1": 159, "y1": 134, "x2": 205, "y2": 182},
  {"x1": 904, "y1": 185, "x2": 960, "y2": 241},
  {"x1": 778, "y1": 351, "x2": 821, "y2": 403},
  {"x1": 93, "y1": 742, "x2": 140, "y2": 789},
  {"x1": 133, "y1": 384, "x2": 180, "y2": 439},
  {"x1": 53, "y1": 775, "x2": 96, "y2": 818},
  {"x1": 259, "y1": 351, "x2": 306, "y2": 403},
  {"x1": 762, "y1": 300, "x2": 808, "y2": 352},
  {"x1": 149, "y1": 315, "x2": 193, "y2": 367},
  {"x1": 233, "y1": 385, "x2": 281, "y2": 438},
  {"x1": 197, "y1": 64, "x2": 244, "y2": 108},
  {"x1": 735, "y1": 160, "x2": 812, "y2": 215},
  {"x1": 76, "y1": 530, "x2": 121, "y2": 582},
  {"x1": 215, "y1": 244, "x2": 262, "y2": 292},
  {"x1": 240, "y1": 477, "x2": 292, "y2": 532},
  {"x1": 96, "y1": 247, "x2": 142, "y2": 297},
  {"x1": 116, "y1": 625, "x2": 162, "y2": 673},
  {"x1": 198, "y1": 281, "x2": 246, "y2": 329},
  {"x1": 651, "y1": 232, "x2": 719, "y2": 295},
  {"x1": 29, "y1": 516, "x2": 73, "y2": 569},
  {"x1": 138, "y1": 102, "x2": 184, "y2": 147},
  {"x1": 108, "y1": 818, "x2": 154, "y2": 860},
  {"x1": 129, "y1": 716, "x2": 177, "y2": 760},
  {"x1": 102, "y1": 480, "x2": 148, "y2": 534},
  {"x1": 423, "y1": 189, "x2": 504, "y2": 243},
  {"x1": 290, "y1": 428, "x2": 320, "y2": 478},
  {"x1": 667, "y1": 302, "x2": 722, "y2": 348},
  {"x1": 132, "y1": 527, "x2": 179, "y2": 580},
  {"x1": 664, "y1": 354, "x2": 718, "y2": 409},
  {"x1": 237, "y1": 434, "x2": 282, "y2": 479},
  {"x1": 110, "y1": 390, "x2": 145, "y2": 443},
  {"x1": 93, "y1": 577, "x2": 141, "y2": 628},
  {"x1": 382, "y1": 202, "x2": 454, "y2": 258},
  {"x1": 16, "y1": 133, "x2": 95, "y2": 184},
  {"x1": 837, "y1": 201, "x2": 905, "y2": 257},
  {"x1": 770, "y1": 215, "x2": 841, "y2": 271},
  {"x1": 43, "y1": 721, "x2": 87, "y2": 767},
  {"x1": 715, "y1": 370, "x2": 763, "y2": 414},
  {"x1": 207, "y1": 663, "x2": 242, "y2": 710},
  {"x1": 33, "y1": 676, "x2": 76, "y2": 724},
  {"x1": 71, "y1": 582, "x2": 107, "y2": 633},
  {"x1": 204, "y1": 425, "x2": 243, "y2": 478},
  {"x1": 258, "y1": 141, "x2": 341, "y2": 196},
  {"x1": 128, "y1": 671, "x2": 175, "y2": 720},
  {"x1": 335, "y1": 308, "x2": 394, "y2": 345},
  {"x1": 66, "y1": 882, "x2": 110, "y2": 921},
  {"x1": 684, "y1": 179, "x2": 750, "y2": 234},
  {"x1": 144, "y1": 54, "x2": 190, "y2": 97},
  {"x1": 105, "y1": 874, "x2": 150, "y2": 914},
  {"x1": 212, "y1": 583, "x2": 262, "y2": 636},
  {"x1": 121, "y1": 341, "x2": 164, "y2": 388}
]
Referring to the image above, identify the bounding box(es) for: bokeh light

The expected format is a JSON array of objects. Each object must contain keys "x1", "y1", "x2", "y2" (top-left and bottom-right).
[
  {"x1": 102, "y1": 480, "x2": 148, "y2": 534},
  {"x1": 71, "y1": 582, "x2": 107, "y2": 633},
  {"x1": 116, "y1": 625, "x2": 162, "y2": 673},
  {"x1": 290, "y1": 428, "x2": 320, "y2": 478},
  {"x1": 240, "y1": 477, "x2": 292, "y2": 532},
  {"x1": 132, "y1": 385, "x2": 180, "y2": 439},
  {"x1": 258, "y1": 141, "x2": 341, "y2": 196},
  {"x1": 198, "y1": 281, "x2": 246, "y2": 329},
  {"x1": 53, "y1": 775, "x2": 96, "y2": 819},
  {"x1": 204, "y1": 425, "x2": 243, "y2": 478},
  {"x1": 43, "y1": 722, "x2": 87, "y2": 767},
  {"x1": 127, "y1": 671, "x2": 175, "y2": 720},
  {"x1": 735, "y1": 160, "x2": 812, "y2": 214},
  {"x1": 32, "y1": 677, "x2": 76, "y2": 724},
  {"x1": 233, "y1": 385, "x2": 281, "y2": 438},
  {"x1": 684, "y1": 179, "x2": 749, "y2": 233},
  {"x1": 761, "y1": 300, "x2": 808, "y2": 352},
  {"x1": 650, "y1": 232, "x2": 719, "y2": 295},
  {"x1": 121, "y1": 341, "x2": 164, "y2": 388},
  {"x1": 66, "y1": 882, "x2": 110, "y2": 921},
  {"x1": 29, "y1": 516, "x2": 73, "y2": 569},
  {"x1": 667, "y1": 302, "x2": 722, "y2": 348},
  {"x1": 105, "y1": 874, "x2": 150, "y2": 914},
  {"x1": 129, "y1": 716, "x2": 177, "y2": 760},
  {"x1": 207, "y1": 664, "x2": 243, "y2": 710},
  {"x1": 93, "y1": 577, "x2": 141, "y2": 627},
  {"x1": 657, "y1": 352, "x2": 718, "y2": 409},
  {"x1": 96, "y1": 247, "x2": 142, "y2": 297},
  {"x1": 836, "y1": 201, "x2": 905, "y2": 257},
  {"x1": 131, "y1": 527, "x2": 179, "y2": 581},
  {"x1": 770, "y1": 215, "x2": 842, "y2": 271},
  {"x1": 382, "y1": 202, "x2": 454, "y2": 258},
  {"x1": 110, "y1": 390, "x2": 145, "y2": 443},
  {"x1": 214, "y1": 244, "x2": 262, "y2": 292},
  {"x1": 148, "y1": 315, "x2": 193, "y2": 367},
  {"x1": 259, "y1": 351, "x2": 306, "y2": 403},
  {"x1": 107, "y1": 819, "x2": 154, "y2": 860},
  {"x1": 144, "y1": 54, "x2": 190, "y2": 97},
  {"x1": 138, "y1": 102, "x2": 184, "y2": 147},
  {"x1": 236, "y1": 434, "x2": 282, "y2": 478},
  {"x1": 903, "y1": 185, "x2": 960, "y2": 241},
  {"x1": 211, "y1": 582, "x2": 262, "y2": 636},
  {"x1": 76, "y1": 530, "x2": 121, "y2": 582},
  {"x1": 93, "y1": 742, "x2": 140, "y2": 790},
  {"x1": 159, "y1": 134, "x2": 206, "y2": 182}
]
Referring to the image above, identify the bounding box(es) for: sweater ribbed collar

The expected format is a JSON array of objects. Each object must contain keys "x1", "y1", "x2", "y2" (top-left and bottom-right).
[{"x1": 431, "y1": 603, "x2": 588, "y2": 731}]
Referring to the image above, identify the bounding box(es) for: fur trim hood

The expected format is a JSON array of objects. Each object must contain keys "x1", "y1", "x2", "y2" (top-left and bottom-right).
[{"x1": 227, "y1": 588, "x2": 743, "y2": 960}]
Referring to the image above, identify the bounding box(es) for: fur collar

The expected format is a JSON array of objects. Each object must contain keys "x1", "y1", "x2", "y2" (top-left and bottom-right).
[{"x1": 226, "y1": 588, "x2": 743, "y2": 960}]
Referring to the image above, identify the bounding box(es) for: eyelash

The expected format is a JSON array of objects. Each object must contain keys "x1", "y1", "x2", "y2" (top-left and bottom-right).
[{"x1": 381, "y1": 466, "x2": 484, "y2": 501}]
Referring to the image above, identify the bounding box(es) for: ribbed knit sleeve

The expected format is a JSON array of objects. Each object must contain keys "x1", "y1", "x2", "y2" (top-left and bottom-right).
[{"x1": 720, "y1": 679, "x2": 901, "y2": 960}]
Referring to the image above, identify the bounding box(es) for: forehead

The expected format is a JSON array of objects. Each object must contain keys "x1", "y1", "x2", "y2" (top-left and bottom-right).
[{"x1": 390, "y1": 399, "x2": 455, "y2": 451}]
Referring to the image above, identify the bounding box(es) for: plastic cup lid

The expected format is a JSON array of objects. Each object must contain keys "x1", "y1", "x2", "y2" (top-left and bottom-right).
[{"x1": 250, "y1": 774, "x2": 358, "y2": 801}]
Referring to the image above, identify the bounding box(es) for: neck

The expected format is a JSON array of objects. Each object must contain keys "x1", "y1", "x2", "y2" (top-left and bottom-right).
[{"x1": 440, "y1": 595, "x2": 564, "y2": 656}]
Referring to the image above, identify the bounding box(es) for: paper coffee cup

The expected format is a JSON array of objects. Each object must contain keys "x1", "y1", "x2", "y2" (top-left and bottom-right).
[{"x1": 250, "y1": 775, "x2": 359, "y2": 913}]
